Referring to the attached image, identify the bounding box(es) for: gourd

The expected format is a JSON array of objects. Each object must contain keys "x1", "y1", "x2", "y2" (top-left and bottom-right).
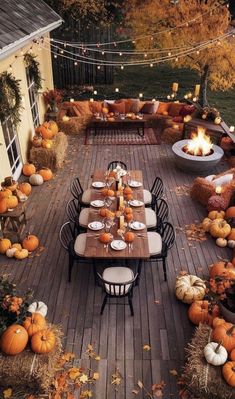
[
  {"x1": 29, "y1": 174, "x2": 44, "y2": 186},
  {"x1": 216, "y1": 238, "x2": 227, "y2": 247},
  {"x1": 225, "y1": 207, "x2": 235, "y2": 220},
  {"x1": 204, "y1": 342, "x2": 228, "y2": 366},
  {"x1": 209, "y1": 261, "x2": 235, "y2": 279},
  {"x1": 38, "y1": 168, "x2": 53, "y2": 182},
  {"x1": 15, "y1": 189, "x2": 27, "y2": 203},
  {"x1": 123, "y1": 186, "x2": 133, "y2": 195},
  {"x1": 0, "y1": 198, "x2": 8, "y2": 214},
  {"x1": 11, "y1": 243, "x2": 22, "y2": 250},
  {"x1": 99, "y1": 233, "x2": 112, "y2": 243},
  {"x1": 22, "y1": 234, "x2": 39, "y2": 252},
  {"x1": 0, "y1": 188, "x2": 12, "y2": 199},
  {"x1": 18, "y1": 182, "x2": 32, "y2": 196},
  {"x1": 0, "y1": 238, "x2": 11, "y2": 254},
  {"x1": 124, "y1": 231, "x2": 135, "y2": 242},
  {"x1": 6, "y1": 195, "x2": 18, "y2": 209},
  {"x1": 202, "y1": 217, "x2": 212, "y2": 232},
  {"x1": 212, "y1": 323, "x2": 235, "y2": 352},
  {"x1": 48, "y1": 120, "x2": 58, "y2": 136},
  {"x1": 175, "y1": 274, "x2": 206, "y2": 304},
  {"x1": 23, "y1": 313, "x2": 46, "y2": 337},
  {"x1": 222, "y1": 361, "x2": 235, "y2": 387},
  {"x1": 0, "y1": 324, "x2": 28, "y2": 355},
  {"x1": 212, "y1": 317, "x2": 226, "y2": 329},
  {"x1": 228, "y1": 240, "x2": 235, "y2": 249},
  {"x1": 31, "y1": 329, "x2": 56, "y2": 354},
  {"x1": 28, "y1": 301, "x2": 48, "y2": 317},
  {"x1": 14, "y1": 248, "x2": 29, "y2": 260},
  {"x1": 188, "y1": 300, "x2": 219, "y2": 326},
  {"x1": 230, "y1": 348, "x2": 235, "y2": 361},
  {"x1": 228, "y1": 229, "x2": 235, "y2": 241},
  {"x1": 41, "y1": 139, "x2": 53, "y2": 149},
  {"x1": 214, "y1": 116, "x2": 222, "y2": 125},
  {"x1": 40, "y1": 125, "x2": 54, "y2": 140},
  {"x1": 6, "y1": 247, "x2": 18, "y2": 258},
  {"x1": 210, "y1": 219, "x2": 231, "y2": 239},
  {"x1": 22, "y1": 163, "x2": 36, "y2": 176},
  {"x1": 208, "y1": 210, "x2": 225, "y2": 220},
  {"x1": 32, "y1": 135, "x2": 42, "y2": 147}
]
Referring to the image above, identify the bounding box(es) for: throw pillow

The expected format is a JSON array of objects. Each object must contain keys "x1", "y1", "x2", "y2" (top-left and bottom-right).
[
  {"x1": 108, "y1": 101, "x2": 126, "y2": 114},
  {"x1": 89, "y1": 101, "x2": 103, "y2": 114},
  {"x1": 74, "y1": 101, "x2": 93, "y2": 116},
  {"x1": 67, "y1": 107, "x2": 77, "y2": 117},
  {"x1": 168, "y1": 103, "x2": 184, "y2": 117},
  {"x1": 72, "y1": 106, "x2": 82, "y2": 117},
  {"x1": 179, "y1": 104, "x2": 196, "y2": 117},
  {"x1": 141, "y1": 101, "x2": 160, "y2": 114},
  {"x1": 130, "y1": 99, "x2": 141, "y2": 114},
  {"x1": 172, "y1": 116, "x2": 183, "y2": 123},
  {"x1": 212, "y1": 174, "x2": 233, "y2": 187},
  {"x1": 103, "y1": 99, "x2": 115, "y2": 108},
  {"x1": 157, "y1": 102, "x2": 171, "y2": 115}
]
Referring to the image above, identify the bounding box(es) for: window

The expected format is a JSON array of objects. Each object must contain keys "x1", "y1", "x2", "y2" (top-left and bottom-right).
[
  {"x1": 26, "y1": 66, "x2": 40, "y2": 127},
  {"x1": 2, "y1": 119, "x2": 22, "y2": 180}
]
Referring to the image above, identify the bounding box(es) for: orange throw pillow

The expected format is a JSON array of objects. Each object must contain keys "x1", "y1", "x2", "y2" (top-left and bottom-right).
[
  {"x1": 74, "y1": 101, "x2": 93, "y2": 116},
  {"x1": 108, "y1": 101, "x2": 126, "y2": 114},
  {"x1": 157, "y1": 102, "x2": 171, "y2": 115},
  {"x1": 168, "y1": 103, "x2": 184, "y2": 117},
  {"x1": 89, "y1": 101, "x2": 103, "y2": 114}
]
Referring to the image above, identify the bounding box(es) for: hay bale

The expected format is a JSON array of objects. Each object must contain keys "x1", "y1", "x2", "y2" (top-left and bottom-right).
[
  {"x1": 58, "y1": 116, "x2": 92, "y2": 135},
  {"x1": 0, "y1": 326, "x2": 62, "y2": 392},
  {"x1": 190, "y1": 177, "x2": 215, "y2": 206},
  {"x1": 182, "y1": 324, "x2": 235, "y2": 399},
  {"x1": 30, "y1": 132, "x2": 68, "y2": 172}
]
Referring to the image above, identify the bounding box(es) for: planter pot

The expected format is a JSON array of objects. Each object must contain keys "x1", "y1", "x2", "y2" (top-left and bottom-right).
[{"x1": 219, "y1": 301, "x2": 235, "y2": 323}]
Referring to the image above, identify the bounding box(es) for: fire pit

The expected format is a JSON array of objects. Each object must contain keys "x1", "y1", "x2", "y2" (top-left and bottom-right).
[{"x1": 172, "y1": 127, "x2": 224, "y2": 173}]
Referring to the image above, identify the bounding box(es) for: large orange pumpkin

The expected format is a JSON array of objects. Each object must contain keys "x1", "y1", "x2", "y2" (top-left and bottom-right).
[
  {"x1": 228, "y1": 229, "x2": 235, "y2": 241},
  {"x1": 225, "y1": 207, "x2": 235, "y2": 220},
  {"x1": 6, "y1": 195, "x2": 18, "y2": 209},
  {"x1": 18, "y1": 182, "x2": 32, "y2": 196},
  {"x1": 212, "y1": 323, "x2": 235, "y2": 352},
  {"x1": 188, "y1": 300, "x2": 219, "y2": 326},
  {"x1": 23, "y1": 313, "x2": 46, "y2": 337},
  {"x1": 124, "y1": 231, "x2": 135, "y2": 242},
  {"x1": 0, "y1": 324, "x2": 28, "y2": 355},
  {"x1": 22, "y1": 234, "x2": 39, "y2": 252},
  {"x1": 212, "y1": 317, "x2": 226, "y2": 329},
  {"x1": 222, "y1": 361, "x2": 235, "y2": 387},
  {"x1": 230, "y1": 348, "x2": 235, "y2": 361},
  {"x1": 123, "y1": 186, "x2": 133, "y2": 195},
  {"x1": 22, "y1": 163, "x2": 36, "y2": 176},
  {"x1": 209, "y1": 261, "x2": 235, "y2": 280},
  {"x1": 0, "y1": 198, "x2": 8, "y2": 214},
  {"x1": 48, "y1": 120, "x2": 58, "y2": 136},
  {"x1": 40, "y1": 125, "x2": 54, "y2": 140},
  {"x1": 99, "y1": 232, "x2": 112, "y2": 243},
  {"x1": 0, "y1": 238, "x2": 11, "y2": 254},
  {"x1": 31, "y1": 329, "x2": 56, "y2": 354},
  {"x1": 0, "y1": 189, "x2": 12, "y2": 199},
  {"x1": 38, "y1": 168, "x2": 53, "y2": 181}
]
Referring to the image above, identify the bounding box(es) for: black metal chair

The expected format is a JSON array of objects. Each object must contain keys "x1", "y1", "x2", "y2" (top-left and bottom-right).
[
  {"x1": 97, "y1": 266, "x2": 138, "y2": 316},
  {"x1": 107, "y1": 161, "x2": 127, "y2": 171},
  {"x1": 145, "y1": 198, "x2": 169, "y2": 232},
  {"x1": 143, "y1": 176, "x2": 164, "y2": 207},
  {"x1": 147, "y1": 222, "x2": 175, "y2": 281},
  {"x1": 70, "y1": 177, "x2": 91, "y2": 206},
  {"x1": 66, "y1": 199, "x2": 80, "y2": 232}
]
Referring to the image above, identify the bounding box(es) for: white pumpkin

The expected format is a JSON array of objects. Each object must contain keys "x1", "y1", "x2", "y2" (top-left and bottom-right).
[
  {"x1": 6, "y1": 247, "x2": 18, "y2": 258},
  {"x1": 204, "y1": 342, "x2": 227, "y2": 366},
  {"x1": 214, "y1": 116, "x2": 222, "y2": 125},
  {"x1": 175, "y1": 274, "x2": 206, "y2": 304},
  {"x1": 216, "y1": 238, "x2": 227, "y2": 247},
  {"x1": 28, "y1": 301, "x2": 48, "y2": 317},
  {"x1": 228, "y1": 240, "x2": 235, "y2": 249},
  {"x1": 29, "y1": 174, "x2": 43, "y2": 186}
]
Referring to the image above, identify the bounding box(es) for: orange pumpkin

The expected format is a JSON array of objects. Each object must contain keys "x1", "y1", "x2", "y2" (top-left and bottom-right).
[
  {"x1": 41, "y1": 139, "x2": 53, "y2": 149},
  {"x1": 99, "y1": 208, "x2": 108, "y2": 217},
  {"x1": 18, "y1": 182, "x2": 32, "y2": 196},
  {"x1": 124, "y1": 207, "x2": 133, "y2": 215},
  {"x1": 0, "y1": 238, "x2": 11, "y2": 254},
  {"x1": 108, "y1": 171, "x2": 117, "y2": 178},
  {"x1": 107, "y1": 189, "x2": 115, "y2": 197},
  {"x1": 38, "y1": 168, "x2": 53, "y2": 181},
  {"x1": 31, "y1": 329, "x2": 56, "y2": 354},
  {"x1": 188, "y1": 300, "x2": 219, "y2": 326},
  {"x1": 212, "y1": 317, "x2": 226, "y2": 329},
  {"x1": 125, "y1": 213, "x2": 133, "y2": 222},
  {"x1": 101, "y1": 188, "x2": 108, "y2": 197},
  {"x1": 123, "y1": 186, "x2": 133, "y2": 195},
  {"x1": 222, "y1": 361, "x2": 235, "y2": 387},
  {"x1": 40, "y1": 125, "x2": 54, "y2": 140},
  {"x1": 124, "y1": 231, "x2": 135, "y2": 242},
  {"x1": 209, "y1": 261, "x2": 235, "y2": 280},
  {"x1": 0, "y1": 324, "x2": 28, "y2": 355},
  {"x1": 228, "y1": 229, "x2": 235, "y2": 241},
  {"x1": 125, "y1": 193, "x2": 133, "y2": 201},
  {"x1": 0, "y1": 198, "x2": 8, "y2": 214},
  {"x1": 102, "y1": 107, "x2": 109, "y2": 114},
  {"x1": 0, "y1": 189, "x2": 12, "y2": 199},
  {"x1": 230, "y1": 348, "x2": 235, "y2": 361},
  {"x1": 99, "y1": 232, "x2": 112, "y2": 243},
  {"x1": 32, "y1": 135, "x2": 42, "y2": 147},
  {"x1": 225, "y1": 207, "x2": 235, "y2": 220},
  {"x1": 48, "y1": 120, "x2": 58, "y2": 136},
  {"x1": 22, "y1": 234, "x2": 39, "y2": 252},
  {"x1": 6, "y1": 195, "x2": 18, "y2": 209},
  {"x1": 212, "y1": 323, "x2": 235, "y2": 352},
  {"x1": 23, "y1": 313, "x2": 46, "y2": 337},
  {"x1": 22, "y1": 163, "x2": 36, "y2": 176}
]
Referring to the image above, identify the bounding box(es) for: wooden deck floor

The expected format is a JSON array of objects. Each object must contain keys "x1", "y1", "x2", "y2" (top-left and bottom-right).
[{"x1": 0, "y1": 136, "x2": 230, "y2": 398}]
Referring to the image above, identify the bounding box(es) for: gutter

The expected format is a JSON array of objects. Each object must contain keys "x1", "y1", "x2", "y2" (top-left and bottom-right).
[{"x1": 0, "y1": 19, "x2": 63, "y2": 61}]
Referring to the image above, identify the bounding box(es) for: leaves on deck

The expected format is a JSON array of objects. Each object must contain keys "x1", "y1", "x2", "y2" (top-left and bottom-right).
[
  {"x1": 85, "y1": 344, "x2": 101, "y2": 360},
  {"x1": 111, "y1": 368, "x2": 123, "y2": 386},
  {"x1": 143, "y1": 344, "x2": 151, "y2": 351},
  {"x1": 170, "y1": 184, "x2": 190, "y2": 197},
  {"x1": 3, "y1": 388, "x2": 12, "y2": 398},
  {"x1": 169, "y1": 369, "x2": 178, "y2": 376},
  {"x1": 176, "y1": 223, "x2": 207, "y2": 242}
]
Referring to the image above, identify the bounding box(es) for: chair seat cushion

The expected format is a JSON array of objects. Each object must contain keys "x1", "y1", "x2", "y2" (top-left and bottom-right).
[
  {"x1": 145, "y1": 208, "x2": 157, "y2": 228},
  {"x1": 82, "y1": 188, "x2": 91, "y2": 204},
  {"x1": 147, "y1": 232, "x2": 162, "y2": 255},
  {"x1": 143, "y1": 189, "x2": 152, "y2": 205},
  {"x1": 74, "y1": 233, "x2": 87, "y2": 256},
  {"x1": 79, "y1": 208, "x2": 89, "y2": 227},
  {"x1": 103, "y1": 266, "x2": 134, "y2": 295}
]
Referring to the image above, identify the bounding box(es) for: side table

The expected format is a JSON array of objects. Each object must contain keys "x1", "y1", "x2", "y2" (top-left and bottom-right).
[{"x1": 0, "y1": 203, "x2": 27, "y2": 241}]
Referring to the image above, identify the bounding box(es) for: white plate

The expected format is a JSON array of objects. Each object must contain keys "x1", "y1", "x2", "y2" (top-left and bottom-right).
[
  {"x1": 129, "y1": 200, "x2": 144, "y2": 207},
  {"x1": 88, "y1": 221, "x2": 105, "y2": 231},
  {"x1": 92, "y1": 181, "x2": 106, "y2": 189},
  {"x1": 129, "y1": 221, "x2": 146, "y2": 230},
  {"x1": 128, "y1": 180, "x2": 142, "y2": 188},
  {"x1": 111, "y1": 240, "x2": 127, "y2": 251},
  {"x1": 90, "y1": 200, "x2": 105, "y2": 208},
  {"x1": 114, "y1": 168, "x2": 127, "y2": 177}
]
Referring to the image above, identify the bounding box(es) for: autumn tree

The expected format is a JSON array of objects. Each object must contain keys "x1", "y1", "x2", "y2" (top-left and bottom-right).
[{"x1": 125, "y1": 0, "x2": 235, "y2": 106}]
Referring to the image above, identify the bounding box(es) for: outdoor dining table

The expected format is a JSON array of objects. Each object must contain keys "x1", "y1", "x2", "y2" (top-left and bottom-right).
[{"x1": 84, "y1": 169, "x2": 150, "y2": 260}]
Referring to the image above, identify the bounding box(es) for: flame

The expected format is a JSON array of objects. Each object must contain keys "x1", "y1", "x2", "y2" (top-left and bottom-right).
[{"x1": 186, "y1": 127, "x2": 213, "y2": 156}]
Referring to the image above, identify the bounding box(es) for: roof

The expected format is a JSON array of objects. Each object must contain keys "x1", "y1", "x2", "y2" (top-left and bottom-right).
[{"x1": 0, "y1": 0, "x2": 63, "y2": 60}]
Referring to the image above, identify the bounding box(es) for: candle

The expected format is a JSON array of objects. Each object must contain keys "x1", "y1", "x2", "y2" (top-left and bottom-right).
[
  {"x1": 139, "y1": 93, "x2": 143, "y2": 98},
  {"x1": 93, "y1": 90, "x2": 97, "y2": 95},
  {"x1": 119, "y1": 215, "x2": 124, "y2": 229},
  {"x1": 172, "y1": 82, "x2": 179, "y2": 92},
  {"x1": 230, "y1": 126, "x2": 235, "y2": 133},
  {"x1": 70, "y1": 98, "x2": 74, "y2": 102},
  {"x1": 118, "y1": 179, "x2": 123, "y2": 191},
  {"x1": 215, "y1": 186, "x2": 222, "y2": 195},
  {"x1": 89, "y1": 98, "x2": 94, "y2": 102},
  {"x1": 167, "y1": 95, "x2": 171, "y2": 100},
  {"x1": 192, "y1": 97, "x2": 197, "y2": 102},
  {"x1": 194, "y1": 84, "x2": 200, "y2": 97},
  {"x1": 152, "y1": 98, "x2": 156, "y2": 102},
  {"x1": 115, "y1": 88, "x2": 119, "y2": 93}
]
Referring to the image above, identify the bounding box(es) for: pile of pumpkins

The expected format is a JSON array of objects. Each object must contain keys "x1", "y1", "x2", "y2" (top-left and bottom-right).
[
  {"x1": 32, "y1": 120, "x2": 59, "y2": 149},
  {"x1": 0, "y1": 301, "x2": 56, "y2": 355},
  {"x1": 0, "y1": 234, "x2": 39, "y2": 260},
  {"x1": 0, "y1": 181, "x2": 32, "y2": 214},
  {"x1": 175, "y1": 265, "x2": 235, "y2": 387},
  {"x1": 22, "y1": 163, "x2": 53, "y2": 186},
  {"x1": 202, "y1": 208, "x2": 235, "y2": 248}
]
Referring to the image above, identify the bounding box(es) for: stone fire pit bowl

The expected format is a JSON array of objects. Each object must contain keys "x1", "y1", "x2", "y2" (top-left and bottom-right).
[{"x1": 172, "y1": 139, "x2": 224, "y2": 174}]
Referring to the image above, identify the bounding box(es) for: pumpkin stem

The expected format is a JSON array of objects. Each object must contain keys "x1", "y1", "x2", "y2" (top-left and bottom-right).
[
  {"x1": 41, "y1": 335, "x2": 47, "y2": 341},
  {"x1": 215, "y1": 341, "x2": 222, "y2": 353},
  {"x1": 227, "y1": 325, "x2": 235, "y2": 335}
]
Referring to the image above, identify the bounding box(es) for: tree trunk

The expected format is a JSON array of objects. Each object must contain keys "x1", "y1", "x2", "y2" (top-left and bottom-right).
[{"x1": 199, "y1": 64, "x2": 209, "y2": 108}]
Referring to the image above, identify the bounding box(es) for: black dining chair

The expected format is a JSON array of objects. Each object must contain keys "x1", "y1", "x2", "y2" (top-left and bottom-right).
[
  {"x1": 70, "y1": 177, "x2": 91, "y2": 206},
  {"x1": 143, "y1": 176, "x2": 164, "y2": 207},
  {"x1": 147, "y1": 222, "x2": 175, "y2": 281},
  {"x1": 107, "y1": 161, "x2": 127, "y2": 171},
  {"x1": 66, "y1": 199, "x2": 89, "y2": 232},
  {"x1": 97, "y1": 266, "x2": 138, "y2": 316},
  {"x1": 145, "y1": 198, "x2": 169, "y2": 232}
]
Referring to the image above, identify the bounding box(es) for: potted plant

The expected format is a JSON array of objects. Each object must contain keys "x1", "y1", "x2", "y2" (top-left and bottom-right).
[
  {"x1": 207, "y1": 274, "x2": 235, "y2": 323},
  {"x1": 220, "y1": 285, "x2": 235, "y2": 323},
  {"x1": 43, "y1": 89, "x2": 62, "y2": 113}
]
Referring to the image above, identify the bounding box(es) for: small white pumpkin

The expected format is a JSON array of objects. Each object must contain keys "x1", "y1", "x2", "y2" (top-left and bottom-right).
[
  {"x1": 28, "y1": 301, "x2": 48, "y2": 317},
  {"x1": 216, "y1": 238, "x2": 227, "y2": 247},
  {"x1": 214, "y1": 116, "x2": 222, "y2": 125},
  {"x1": 228, "y1": 240, "x2": 235, "y2": 249},
  {"x1": 29, "y1": 174, "x2": 43, "y2": 186},
  {"x1": 175, "y1": 274, "x2": 206, "y2": 304},
  {"x1": 204, "y1": 342, "x2": 227, "y2": 366},
  {"x1": 6, "y1": 247, "x2": 18, "y2": 258}
]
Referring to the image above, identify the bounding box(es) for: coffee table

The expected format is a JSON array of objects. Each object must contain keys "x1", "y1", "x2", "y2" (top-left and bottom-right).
[{"x1": 87, "y1": 117, "x2": 145, "y2": 137}]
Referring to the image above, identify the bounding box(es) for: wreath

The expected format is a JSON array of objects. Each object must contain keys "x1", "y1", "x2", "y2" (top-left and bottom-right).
[
  {"x1": 0, "y1": 72, "x2": 22, "y2": 126},
  {"x1": 24, "y1": 53, "x2": 42, "y2": 92}
]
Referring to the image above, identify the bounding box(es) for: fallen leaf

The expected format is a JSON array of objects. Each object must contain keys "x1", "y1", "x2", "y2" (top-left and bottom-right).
[
  {"x1": 68, "y1": 368, "x2": 81, "y2": 380},
  {"x1": 137, "y1": 380, "x2": 143, "y2": 389},
  {"x1": 93, "y1": 372, "x2": 99, "y2": 380},
  {"x1": 95, "y1": 355, "x2": 101, "y2": 361},
  {"x1": 79, "y1": 374, "x2": 89, "y2": 384},
  {"x1": 154, "y1": 300, "x2": 160, "y2": 304},
  {"x1": 80, "y1": 390, "x2": 92, "y2": 398},
  {"x1": 169, "y1": 369, "x2": 178, "y2": 376},
  {"x1": 132, "y1": 389, "x2": 139, "y2": 395},
  {"x1": 143, "y1": 344, "x2": 151, "y2": 351},
  {"x1": 66, "y1": 393, "x2": 75, "y2": 399},
  {"x1": 62, "y1": 352, "x2": 75, "y2": 362},
  {"x1": 3, "y1": 388, "x2": 12, "y2": 399}
]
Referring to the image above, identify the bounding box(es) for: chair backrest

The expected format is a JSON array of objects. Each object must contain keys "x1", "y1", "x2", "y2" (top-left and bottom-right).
[
  {"x1": 70, "y1": 177, "x2": 83, "y2": 200},
  {"x1": 156, "y1": 198, "x2": 169, "y2": 222},
  {"x1": 59, "y1": 221, "x2": 75, "y2": 250},
  {"x1": 107, "y1": 161, "x2": 127, "y2": 171},
  {"x1": 66, "y1": 199, "x2": 81, "y2": 223},
  {"x1": 151, "y1": 176, "x2": 164, "y2": 199},
  {"x1": 97, "y1": 272, "x2": 137, "y2": 297},
  {"x1": 161, "y1": 222, "x2": 175, "y2": 250}
]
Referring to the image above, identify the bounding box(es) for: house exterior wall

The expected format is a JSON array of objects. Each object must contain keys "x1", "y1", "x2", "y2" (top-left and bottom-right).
[{"x1": 0, "y1": 34, "x2": 54, "y2": 182}]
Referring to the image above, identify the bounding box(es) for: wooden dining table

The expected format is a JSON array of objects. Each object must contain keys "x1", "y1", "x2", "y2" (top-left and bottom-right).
[{"x1": 84, "y1": 169, "x2": 150, "y2": 260}]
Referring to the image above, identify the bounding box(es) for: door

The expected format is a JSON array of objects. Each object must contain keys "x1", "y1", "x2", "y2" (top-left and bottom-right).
[{"x1": 2, "y1": 118, "x2": 22, "y2": 180}]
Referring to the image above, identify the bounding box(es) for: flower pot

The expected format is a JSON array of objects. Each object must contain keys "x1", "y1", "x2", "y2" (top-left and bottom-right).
[{"x1": 219, "y1": 301, "x2": 235, "y2": 324}]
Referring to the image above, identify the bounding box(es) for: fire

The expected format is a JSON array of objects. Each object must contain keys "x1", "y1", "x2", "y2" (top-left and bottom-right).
[{"x1": 185, "y1": 127, "x2": 213, "y2": 156}]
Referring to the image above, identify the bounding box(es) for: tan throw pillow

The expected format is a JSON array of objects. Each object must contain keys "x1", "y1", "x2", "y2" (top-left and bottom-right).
[
  {"x1": 74, "y1": 101, "x2": 93, "y2": 116},
  {"x1": 130, "y1": 99, "x2": 141, "y2": 114},
  {"x1": 141, "y1": 101, "x2": 160, "y2": 114},
  {"x1": 168, "y1": 103, "x2": 184, "y2": 117},
  {"x1": 89, "y1": 101, "x2": 103, "y2": 114},
  {"x1": 157, "y1": 102, "x2": 171, "y2": 115},
  {"x1": 108, "y1": 101, "x2": 126, "y2": 114}
]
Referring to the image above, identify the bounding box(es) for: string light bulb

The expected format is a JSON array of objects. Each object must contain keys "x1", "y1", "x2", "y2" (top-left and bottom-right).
[
  {"x1": 97, "y1": 65, "x2": 101, "y2": 69},
  {"x1": 121, "y1": 65, "x2": 124, "y2": 70},
  {"x1": 119, "y1": 52, "x2": 122, "y2": 56},
  {"x1": 150, "y1": 63, "x2": 153, "y2": 67}
]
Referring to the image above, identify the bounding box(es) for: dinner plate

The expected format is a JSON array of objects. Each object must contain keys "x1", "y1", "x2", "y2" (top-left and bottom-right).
[
  {"x1": 88, "y1": 221, "x2": 105, "y2": 231},
  {"x1": 90, "y1": 200, "x2": 105, "y2": 208},
  {"x1": 129, "y1": 221, "x2": 146, "y2": 230},
  {"x1": 110, "y1": 240, "x2": 127, "y2": 251},
  {"x1": 128, "y1": 180, "x2": 142, "y2": 188},
  {"x1": 92, "y1": 181, "x2": 106, "y2": 189},
  {"x1": 129, "y1": 200, "x2": 144, "y2": 207}
]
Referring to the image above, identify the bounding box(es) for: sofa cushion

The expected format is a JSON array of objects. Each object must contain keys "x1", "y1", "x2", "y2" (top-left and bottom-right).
[
  {"x1": 89, "y1": 101, "x2": 103, "y2": 114},
  {"x1": 130, "y1": 99, "x2": 141, "y2": 114},
  {"x1": 212, "y1": 174, "x2": 233, "y2": 187},
  {"x1": 141, "y1": 101, "x2": 159, "y2": 114},
  {"x1": 108, "y1": 101, "x2": 126, "y2": 114},
  {"x1": 157, "y1": 102, "x2": 171, "y2": 115},
  {"x1": 179, "y1": 104, "x2": 196, "y2": 117},
  {"x1": 168, "y1": 103, "x2": 184, "y2": 117}
]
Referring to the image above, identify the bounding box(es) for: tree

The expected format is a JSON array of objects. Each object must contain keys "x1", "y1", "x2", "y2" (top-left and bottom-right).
[{"x1": 125, "y1": 0, "x2": 235, "y2": 106}]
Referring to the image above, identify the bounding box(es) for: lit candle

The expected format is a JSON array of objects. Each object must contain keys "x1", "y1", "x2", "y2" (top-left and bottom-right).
[
  {"x1": 119, "y1": 215, "x2": 124, "y2": 229},
  {"x1": 184, "y1": 94, "x2": 188, "y2": 99},
  {"x1": 90, "y1": 98, "x2": 94, "y2": 102},
  {"x1": 152, "y1": 98, "x2": 156, "y2": 102},
  {"x1": 139, "y1": 93, "x2": 143, "y2": 98},
  {"x1": 194, "y1": 84, "x2": 200, "y2": 97},
  {"x1": 70, "y1": 98, "x2": 74, "y2": 102},
  {"x1": 167, "y1": 95, "x2": 171, "y2": 100},
  {"x1": 94, "y1": 90, "x2": 97, "y2": 95},
  {"x1": 172, "y1": 82, "x2": 179, "y2": 92},
  {"x1": 215, "y1": 186, "x2": 222, "y2": 195},
  {"x1": 230, "y1": 126, "x2": 235, "y2": 133},
  {"x1": 119, "y1": 195, "x2": 124, "y2": 208},
  {"x1": 115, "y1": 88, "x2": 119, "y2": 93},
  {"x1": 192, "y1": 97, "x2": 197, "y2": 102}
]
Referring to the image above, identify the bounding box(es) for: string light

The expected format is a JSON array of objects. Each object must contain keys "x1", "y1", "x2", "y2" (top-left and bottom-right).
[{"x1": 150, "y1": 63, "x2": 153, "y2": 67}]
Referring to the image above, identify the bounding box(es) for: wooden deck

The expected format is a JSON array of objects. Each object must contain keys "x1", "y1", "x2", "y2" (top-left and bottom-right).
[{"x1": 0, "y1": 136, "x2": 230, "y2": 398}]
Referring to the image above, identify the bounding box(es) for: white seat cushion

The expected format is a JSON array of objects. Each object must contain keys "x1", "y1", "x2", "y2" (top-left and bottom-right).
[
  {"x1": 143, "y1": 189, "x2": 152, "y2": 205},
  {"x1": 74, "y1": 233, "x2": 87, "y2": 256},
  {"x1": 145, "y1": 208, "x2": 157, "y2": 228},
  {"x1": 102, "y1": 267, "x2": 134, "y2": 296},
  {"x1": 82, "y1": 188, "x2": 91, "y2": 204},
  {"x1": 79, "y1": 208, "x2": 89, "y2": 228},
  {"x1": 147, "y1": 232, "x2": 162, "y2": 256}
]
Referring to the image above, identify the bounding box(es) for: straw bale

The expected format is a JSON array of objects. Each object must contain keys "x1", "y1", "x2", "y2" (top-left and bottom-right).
[
  {"x1": 190, "y1": 177, "x2": 215, "y2": 206},
  {"x1": 58, "y1": 116, "x2": 92, "y2": 135},
  {"x1": 182, "y1": 323, "x2": 235, "y2": 399},
  {"x1": 30, "y1": 132, "x2": 68, "y2": 172}
]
